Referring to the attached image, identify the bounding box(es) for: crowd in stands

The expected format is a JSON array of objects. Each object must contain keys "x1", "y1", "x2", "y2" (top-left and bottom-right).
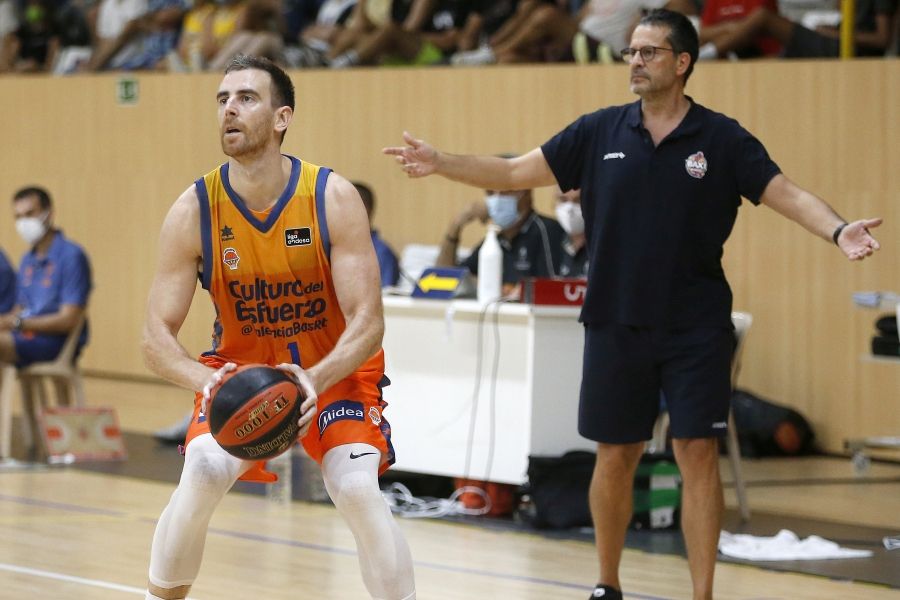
[{"x1": 0, "y1": 0, "x2": 895, "y2": 74}]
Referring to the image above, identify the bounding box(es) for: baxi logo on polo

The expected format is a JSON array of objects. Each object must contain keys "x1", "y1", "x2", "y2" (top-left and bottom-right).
[
  {"x1": 685, "y1": 151, "x2": 708, "y2": 179},
  {"x1": 318, "y1": 400, "x2": 365, "y2": 437},
  {"x1": 223, "y1": 247, "x2": 240, "y2": 270}
]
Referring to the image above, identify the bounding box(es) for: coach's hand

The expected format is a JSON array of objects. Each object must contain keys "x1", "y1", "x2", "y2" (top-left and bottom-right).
[
  {"x1": 383, "y1": 131, "x2": 439, "y2": 178},
  {"x1": 837, "y1": 218, "x2": 882, "y2": 261},
  {"x1": 276, "y1": 363, "x2": 319, "y2": 437},
  {"x1": 200, "y1": 362, "x2": 237, "y2": 414}
]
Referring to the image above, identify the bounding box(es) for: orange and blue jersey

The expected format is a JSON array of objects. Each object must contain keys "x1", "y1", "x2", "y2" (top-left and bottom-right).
[
  {"x1": 196, "y1": 155, "x2": 383, "y2": 380},
  {"x1": 186, "y1": 156, "x2": 394, "y2": 478}
]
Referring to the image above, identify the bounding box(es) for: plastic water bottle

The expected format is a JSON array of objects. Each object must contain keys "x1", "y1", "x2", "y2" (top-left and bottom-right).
[
  {"x1": 266, "y1": 446, "x2": 293, "y2": 504},
  {"x1": 477, "y1": 225, "x2": 502, "y2": 304}
]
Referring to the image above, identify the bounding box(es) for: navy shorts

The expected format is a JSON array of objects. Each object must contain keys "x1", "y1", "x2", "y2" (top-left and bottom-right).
[
  {"x1": 578, "y1": 323, "x2": 734, "y2": 443},
  {"x1": 13, "y1": 331, "x2": 66, "y2": 367}
]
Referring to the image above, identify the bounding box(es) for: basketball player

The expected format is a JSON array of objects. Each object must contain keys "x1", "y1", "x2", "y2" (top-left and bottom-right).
[
  {"x1": 384, "y1": 10, "x2": 880, "y2": 599},
  {"x1": 141, "y1": 55, "x2": 415, "y2": 600}
]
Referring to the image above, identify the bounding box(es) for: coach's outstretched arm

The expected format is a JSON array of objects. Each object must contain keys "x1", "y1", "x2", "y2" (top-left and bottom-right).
[
  {"x1": 760, "y1": 174, "x2": 882, "y2": 261},
  {"x1": 383, "y1": 131, "x2": 558, "y2": 191}
]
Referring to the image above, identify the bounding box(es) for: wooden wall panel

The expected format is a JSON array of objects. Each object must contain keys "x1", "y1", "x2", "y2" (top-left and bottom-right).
[{"x1": 0, "y1": 60, "x2": 897, "y2": 452}]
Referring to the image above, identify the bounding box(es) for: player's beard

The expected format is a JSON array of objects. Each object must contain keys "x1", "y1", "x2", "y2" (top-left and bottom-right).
[{"x1": 221, "y1": 128, "x2": 267, "y2": 159}]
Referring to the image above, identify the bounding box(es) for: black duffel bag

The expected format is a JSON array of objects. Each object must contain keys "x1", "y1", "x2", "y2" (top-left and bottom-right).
[{"x1": 522, "y1": 451, "x2": 595, "y2": 529}]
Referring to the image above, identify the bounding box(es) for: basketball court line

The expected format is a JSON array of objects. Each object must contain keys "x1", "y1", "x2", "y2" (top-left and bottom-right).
[
  {"x1": 202, "y1": 525, "x2": 672, "y2": 599},
  {"x1": 0, "y1": 492, "x2": 128, "y2": 517},
  {"x1": 0, "y1": 491, "x2": 667, "y2": 600},
  {"x1": 0, "y1": 562, "x2": 151, "y2": 596}
]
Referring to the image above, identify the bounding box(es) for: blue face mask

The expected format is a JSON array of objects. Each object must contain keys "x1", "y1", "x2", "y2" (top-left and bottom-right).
[{"x1": 486, "y1": 193, "x2": 519, "y2": 229}]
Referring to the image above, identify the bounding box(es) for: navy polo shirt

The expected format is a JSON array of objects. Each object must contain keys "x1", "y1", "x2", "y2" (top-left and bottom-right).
[
  {"x1": 542, "y1": 98, "x2": 781, "y2": 328},
  {"x1": 0, "y1": 249, "x2": 15, "y2": 313},
  {"x1": 461, "y1": 212, "x2": 566, "y2": 284},
  {"x1": 18, "y1": 230, "x2": 92, "y2": 346}
]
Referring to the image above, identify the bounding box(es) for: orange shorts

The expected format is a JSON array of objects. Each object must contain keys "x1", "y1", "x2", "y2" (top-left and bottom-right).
[{"x1": 185, "y1": 371, "x2": 395, "y2": 483}]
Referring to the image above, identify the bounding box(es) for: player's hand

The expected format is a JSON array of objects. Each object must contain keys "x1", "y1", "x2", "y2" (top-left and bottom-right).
[
  {"x1": 275, "y1": 363, "x2": 319, "y2": 438},
  {"x1": 200, "y1": 362, "x2": 237, "y2": 414},
  {"x1": 838, "y1": 218, "x2": 882, "y2": 261},
  {"x1": 382, "y1": 131, "x2": 439, "y2": 178}
]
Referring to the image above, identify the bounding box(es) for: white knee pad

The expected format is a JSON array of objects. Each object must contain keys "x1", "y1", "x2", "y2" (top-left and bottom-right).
[
  {"x1": 322, "y1": 445, "x2": 415, "y2": 600},
  {"x1": 149, "y1": 434, "x2": 245, "y2": 590}
]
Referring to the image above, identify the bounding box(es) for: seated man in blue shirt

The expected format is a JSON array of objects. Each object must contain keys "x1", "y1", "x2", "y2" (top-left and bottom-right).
[
  {"x1": 0, "y1": 249, "x2": 14, "y2": 314},
  {"x1": 355, "y1": 181, "x2": 400, "y2": 288},
  {"x1": 0, "y1": 187, "x2": 92, "y2": 367}
]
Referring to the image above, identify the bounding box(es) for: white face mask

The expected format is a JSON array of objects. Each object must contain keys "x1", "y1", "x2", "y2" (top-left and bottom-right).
[
  {"x1": 485, "y1": 193, "x2": 520, "y2": 229},
  {"x1": 15, "y1": 212, "x2": 49, "y2": 245},
  {"x1": 555, "y1": 202, "x2": 584, "y2": 236}
]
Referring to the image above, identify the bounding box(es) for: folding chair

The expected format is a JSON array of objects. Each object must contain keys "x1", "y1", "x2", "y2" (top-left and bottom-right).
[{"x1": 0, "y1": 314, "x2": 87, "y2": 460}]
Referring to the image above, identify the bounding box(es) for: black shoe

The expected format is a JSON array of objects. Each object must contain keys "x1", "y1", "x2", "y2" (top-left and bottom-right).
[
  {"x1": 153, "y1": 412, "x2": 193, "y2": 445},
  {"x1": 589, "y1": 584, "x2": 623, "y2": 599}
]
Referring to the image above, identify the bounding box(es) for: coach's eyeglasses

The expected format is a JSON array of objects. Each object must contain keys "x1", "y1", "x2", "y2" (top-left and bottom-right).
[{"x1": 620, "y1": 46, "x2": 675, "y2": 62}]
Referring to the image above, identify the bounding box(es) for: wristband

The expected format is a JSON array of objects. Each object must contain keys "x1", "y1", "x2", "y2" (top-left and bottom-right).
[
  {"x1": 832, "y1": 222, "x2": 848, "y2": 246},
  {"x1": 12, "y1": 316, "x2": 23, "y2": 331}
]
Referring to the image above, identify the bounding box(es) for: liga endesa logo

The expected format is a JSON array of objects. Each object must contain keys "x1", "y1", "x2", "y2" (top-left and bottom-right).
[{"x1": 318, "y1": 400, "x2": 365, "y2": 437}]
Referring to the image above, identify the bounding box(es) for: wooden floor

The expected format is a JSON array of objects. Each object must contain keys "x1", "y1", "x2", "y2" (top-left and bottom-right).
[{"x1": 0, "y1": 377, "x2": 898, "y2": 600}]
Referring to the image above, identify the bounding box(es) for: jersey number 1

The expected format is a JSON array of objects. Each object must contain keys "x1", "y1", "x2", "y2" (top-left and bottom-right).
[{"x1": 287, "y1": 341, "x2": 302, "y2": 367}]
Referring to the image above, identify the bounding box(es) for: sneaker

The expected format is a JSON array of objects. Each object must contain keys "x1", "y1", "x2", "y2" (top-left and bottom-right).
[
  {"x1": 450, "y1": 45, "x2": 496, "y2": 66},
  {"x1": 589, "y1": 584, "x2": 623, "y2": 599},
  {"x1": 153, "y1": 412, "x2": 193, "y2": 445}
]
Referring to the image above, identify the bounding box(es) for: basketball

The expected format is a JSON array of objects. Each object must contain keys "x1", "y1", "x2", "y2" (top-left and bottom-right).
[{"x1": 208, "y1": 364, "x2": 304, "y2": 460}]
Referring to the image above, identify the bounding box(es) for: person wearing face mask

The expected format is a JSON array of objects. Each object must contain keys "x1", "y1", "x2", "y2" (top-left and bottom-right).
[
  {"x1": 0, "y1": 187, "x2": 92, "y2": 369},
  {"x1": 436, "y1": 187, "x2": 566, "y2": 291},
  {"x1": 555, "y1": 187, "x2": 588, "y2": 278}
]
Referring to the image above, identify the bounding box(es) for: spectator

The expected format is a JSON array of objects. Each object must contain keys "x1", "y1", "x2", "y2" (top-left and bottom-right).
[
  {"x1": 172, "y1": 0, "x2": 215, "y2": 70},
  {"x1": 697, "y1": 0, "x2": 783, "y2": 58},
  {"x1": 459, "y1": 0, "x2": 574, "y2": 63},
  {"x1": 281, "y1": 0, "x2": 326, "y2": 53},
  {"x1": 283, "y1": 0, "x2": 356, "y2": 67},
  {"x1": 173, "y1": 0, "x2": 243, "y2": 71},
  {"x1": 0, "y1": 249, "x2": 14, "y2": 314},
  {"x1": 103, "y1": 0, "x2": 187, "y2": 71},
  {"x1": 697, "y1": 0, "x2": 897, "y2": 58},
  {"x1": 50, "y1": 0, "x2": 94, "y2": 74},
  {"x1": 206, "y1": 0, "x2": 283, "y2": 70},
  {"x1": 451, "y1": 0, "x2": 696, "y2": 65},
  {"x1": 0, "y1": 186, "x2": 92, "y2": 369},
  {"x1": 86, "y1": 0, "x2": 148, "y2": 70},
  {"x1": 555, "y1": 187, "x2": 588, "y2": 278},
  {"x1": 329, "y1": 0, "x2": 485, "y2": 68},
  {"x1": 325, "y1": 0, "x2": 410, "y2": 64},
  {"x1": 355, "y1": 181, "x2": 400, "y2": 288},
  {"x1": 437, "y1": 188, "x2": 566, "y2": 290},
  {"x1": 0, "y1": 0, "x2": 60, "y2": 73}
]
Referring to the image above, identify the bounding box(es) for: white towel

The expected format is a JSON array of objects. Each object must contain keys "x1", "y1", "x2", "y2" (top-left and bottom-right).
[{"x1": 719, "y1": 529, "x2": 873, "y2": 560}]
